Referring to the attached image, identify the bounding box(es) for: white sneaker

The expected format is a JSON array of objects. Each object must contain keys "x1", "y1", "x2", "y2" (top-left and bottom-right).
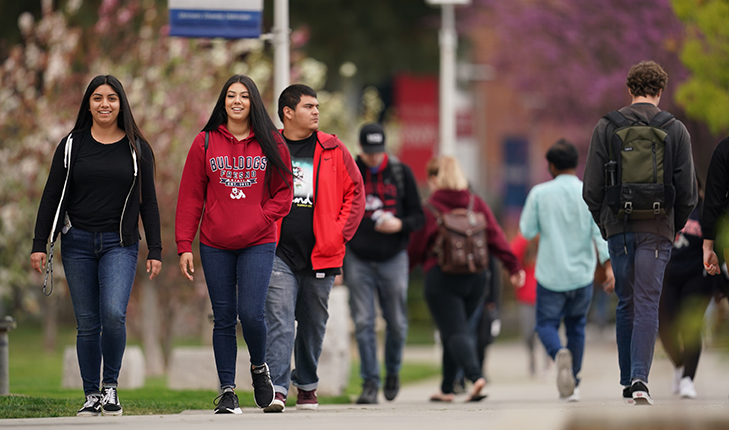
[
  {"x1": 679, "y1": 376, "x2": 697, "y2": 399},
  {"x1": 561, "y1": 387, "x2": 580, "y2": 402},
  {"x1": 672, "y1": 366, "x2": 684, "y2": 395},
  {"x1": 556, "y1": 348, "x2": 575, "y2": 398}
]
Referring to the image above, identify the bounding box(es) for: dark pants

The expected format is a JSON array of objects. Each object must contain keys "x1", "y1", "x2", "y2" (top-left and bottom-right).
[
  {"x1": 425, "y1": 266, "x2": 487, "y2": 394},
  {"x1": 659, "y1": 268, "x2": 715, "y2": 380}
]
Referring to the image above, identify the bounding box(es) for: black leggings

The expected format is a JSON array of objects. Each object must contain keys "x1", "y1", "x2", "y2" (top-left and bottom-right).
[
  {"x1": 425, "y1": 266, "x2": 487, "y2": 394},
  {"x1": 658, "y1": 269, "x2": 714, "y2": 380}
]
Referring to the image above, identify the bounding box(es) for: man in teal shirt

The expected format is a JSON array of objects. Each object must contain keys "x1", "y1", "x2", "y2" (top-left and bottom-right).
[{"x1": 519, "y1": 139, "x2": 613, "y2": 402}]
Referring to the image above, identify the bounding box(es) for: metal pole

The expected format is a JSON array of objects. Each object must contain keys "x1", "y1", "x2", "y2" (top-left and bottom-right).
[
  {"x1": 272, "y1": 0, "x2": 290, "y2": 126},
  {"x1": 438, "y1": 4, "x2": 457, "y2": 156},
  {"x1": 0, "y1": 316, "x2": 16, "y2": 395}
]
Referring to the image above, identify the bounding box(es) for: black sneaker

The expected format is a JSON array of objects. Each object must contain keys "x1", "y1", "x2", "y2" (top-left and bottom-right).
[
  {"x1": 214, "y1": 388, "x2": 242, "y2": 414},
  {"x1": 77, "y1": 393, "x2": 102, "y2": 417},
  {"x1": 356, "y1": 380, "x2": 378, "y2": 404},
  {"x1": 251, "y1": 363, "x2": 275, "y2": 408},
  {"x1": 631, "y1": 380, "x2": 653, "y2": 405},
  {"x1": 101, "y1": 386, "x2": 123, "y2": 416},
  {"x1": 384, "y1": 374, "x2": 400, "y2": 401},
  {"x1": 622, "y1": 386, "x2": 635, "y2": 404}
]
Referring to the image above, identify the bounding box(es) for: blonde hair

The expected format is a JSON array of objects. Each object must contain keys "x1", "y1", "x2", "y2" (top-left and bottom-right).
[{"x1": 428, "y1": 156, "x2": 469, "y2": 191}]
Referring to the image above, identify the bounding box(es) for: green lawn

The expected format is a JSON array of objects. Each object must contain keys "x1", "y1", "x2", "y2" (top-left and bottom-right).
[{"x1": 0, "y1": 323, "x2": 439, "y2": 418}]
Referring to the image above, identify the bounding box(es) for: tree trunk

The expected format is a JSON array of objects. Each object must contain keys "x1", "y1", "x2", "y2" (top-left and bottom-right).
[
  {"x1": 42, "y1": 292, "x2": 58, "y2": 353},
  {"x1": 141, "y1": 279, "x2": 165, "y2": 376}
]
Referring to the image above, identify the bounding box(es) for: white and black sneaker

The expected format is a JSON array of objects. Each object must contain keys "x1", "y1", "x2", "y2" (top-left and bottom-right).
[
  {"x1": 102, "y1": 386, "x2": 123, "y2": 416},
  {"x1": 251, "y1": 363, "x2": 275, "y2": 408},
  {"x1": 214, "y1": 387, "x2": 242, "y2": 414},
  {"x1": 77, "y1": 393, "x2": 102, "y2": 417},
  {"x1": 631, "y1": 380, "x2": 654, "y2": 405}
]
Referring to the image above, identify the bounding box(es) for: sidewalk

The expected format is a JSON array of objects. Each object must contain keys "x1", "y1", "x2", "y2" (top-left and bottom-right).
[{"x1": 2, "y1": 331, "x2": 728, "y2": 430}]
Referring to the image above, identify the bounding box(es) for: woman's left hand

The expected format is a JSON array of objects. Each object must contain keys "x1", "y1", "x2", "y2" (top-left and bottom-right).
[{"x1": 147, "y1": 259, "x2": 162, "y2": 280}]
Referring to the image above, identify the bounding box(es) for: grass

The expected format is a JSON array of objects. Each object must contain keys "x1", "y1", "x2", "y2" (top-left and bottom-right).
[{"x1": 0, "y1": 323, "x2": 439, "y2": 418}]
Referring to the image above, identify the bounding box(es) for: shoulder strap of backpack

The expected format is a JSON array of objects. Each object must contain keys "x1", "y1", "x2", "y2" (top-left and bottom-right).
[
  {"x1": 388, "y1": 154, "x2": 405, "y2": 199},
  {"x1": 204, "y1": 131, "x2": 209, "y2": 153},
  {"x1": 603, "y1": 111, "x2": 628, "y2": 162},
  {"x1": 649, "y1": 111, "x2": 675, "y2": 129},
  {"x1": 423, "y1": 200, "x2": 441, "y2": 219},
  {"x1": 604, "y1": 111, "x2": 629, "y2": 129}
]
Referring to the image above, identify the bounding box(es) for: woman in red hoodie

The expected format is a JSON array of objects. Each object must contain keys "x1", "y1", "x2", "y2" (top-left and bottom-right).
[
  {"x1": 175, "y1": 75, "x2": 293, "y2": 413},
  {"x1": 408, "y1": 156, "x2": 524, "y2": 402}
]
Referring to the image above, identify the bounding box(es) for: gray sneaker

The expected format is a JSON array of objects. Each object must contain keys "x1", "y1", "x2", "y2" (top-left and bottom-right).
[
  {"x1": 556, "y1": 348, "x2": 575, "y2": 398},
  {"x1": 356, "y1": 380, "x2": 378, "y2": 404},
  {"x1": 384, "y1": 375, "x2": 399, "y2": 401}
]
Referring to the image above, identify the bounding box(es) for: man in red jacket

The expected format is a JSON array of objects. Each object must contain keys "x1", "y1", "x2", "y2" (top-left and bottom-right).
[{"x1": 264, "y1": 84, "x2": 365, "y2": 413}]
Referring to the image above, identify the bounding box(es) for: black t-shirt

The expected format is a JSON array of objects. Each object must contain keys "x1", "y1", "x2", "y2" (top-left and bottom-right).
[
  {"x1": 66, "y1": 131, "x2": 134, "y2": 232},
  {"x1": 276, "y1": 133, "x2": 317, "y2": 272}
]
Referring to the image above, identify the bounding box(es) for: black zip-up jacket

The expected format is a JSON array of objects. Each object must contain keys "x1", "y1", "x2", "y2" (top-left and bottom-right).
[
  {"x1": 31, "y1": 131, "x2": 162, "y2": 261},
  {"x1": 347, "y1": 154, "x2": 424, "y2": 262},
  {"x1": 583, "y1": 103, "x2": 698, "y2": 241},
  {"x1": 701, "y1": 137, "x2": 729, "y2": 241}
]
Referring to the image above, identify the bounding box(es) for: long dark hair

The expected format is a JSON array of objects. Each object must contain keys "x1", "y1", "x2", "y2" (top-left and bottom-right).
[
  {"x1": 203, "y1": 74, "x2": 291, "y2": 192},
  {"x1": 72, "y1": 75, "x2": 154, "y2": 166}
]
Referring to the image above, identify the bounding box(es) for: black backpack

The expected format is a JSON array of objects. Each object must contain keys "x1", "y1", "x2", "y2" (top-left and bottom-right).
[{"x1": 603, "y1": 110, "x2": 676, "y2": 220}]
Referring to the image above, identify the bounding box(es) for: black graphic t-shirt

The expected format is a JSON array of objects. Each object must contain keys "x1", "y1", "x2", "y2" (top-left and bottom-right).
[
  {"x1": 67, "y1": 131, "x2": 134, "y2": 232},
  {"x1": 277, "y1": 133, "x2": 317, "y2": 272}
]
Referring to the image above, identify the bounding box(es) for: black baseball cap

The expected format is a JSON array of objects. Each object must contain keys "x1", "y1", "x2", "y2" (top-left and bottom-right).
[{"x1": 359, "y1": 123, "x2": 386, "y2": 154}]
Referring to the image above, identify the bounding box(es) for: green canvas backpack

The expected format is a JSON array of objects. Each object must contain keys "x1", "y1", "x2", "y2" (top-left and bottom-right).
[{"x1": 603, "y1": 110, "x2": 676, "y2": 221}]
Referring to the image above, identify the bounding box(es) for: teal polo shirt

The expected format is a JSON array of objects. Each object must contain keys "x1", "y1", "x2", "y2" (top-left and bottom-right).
[{"x1": 519, "y1": 174, "x2": 609, "y2": 291}]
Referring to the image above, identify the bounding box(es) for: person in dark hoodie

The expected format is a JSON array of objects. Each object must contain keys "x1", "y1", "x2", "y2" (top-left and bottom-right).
[
  {"x1": 175, "y1": 75, "x2": 293, "y2": 414},
  {"x1": 408, "y1": 156, "x2": 524, "y2": 403},
  {"x1": 583, "y1": 61, "x2": 698, "y2": 405},
  {"x1": 659, "y1": 175, "x2": 723, "y2": 400},
  {"x1": 345, "y1": 123, "x2": 424, "y2": 404},
  {"x1": 31, "y1": 75, "x2": 161, "y2": 417}
]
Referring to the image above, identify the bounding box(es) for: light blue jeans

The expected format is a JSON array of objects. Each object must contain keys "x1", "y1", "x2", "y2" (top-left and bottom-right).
[
  {"x1": 264, "y1": 256, "x2": 335, "y2": 396},
  {"x1": 535, "y1": 282, "x2": 593, "y2": 386},
  {"x1": 608, "y1": 231, "x2": 672, "y2": 386},
  {"x1": 345, "y1": 250, "x2": 409, "y2": 386},
  {"x1": 61, "y1": 228, "x2": 139, "y2": 395}
]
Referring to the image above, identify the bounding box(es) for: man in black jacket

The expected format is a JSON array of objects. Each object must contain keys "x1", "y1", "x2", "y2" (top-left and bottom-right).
[
  {"x1": 583, "y1": 61, "x2": 697, "y2": 405},
  {"x1": 345, "y1": 123, "x2": 425, "y2": 404}
]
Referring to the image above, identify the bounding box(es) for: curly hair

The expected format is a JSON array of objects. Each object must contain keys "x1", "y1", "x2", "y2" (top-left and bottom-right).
[{"x1": 626, "y1": 61, "x2": 668, "y2": 98}]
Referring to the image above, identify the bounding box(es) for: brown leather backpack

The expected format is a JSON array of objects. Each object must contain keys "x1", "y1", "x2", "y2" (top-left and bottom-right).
[{"x1": 424, "y1": 194, "x2": 489, "y2": 274}]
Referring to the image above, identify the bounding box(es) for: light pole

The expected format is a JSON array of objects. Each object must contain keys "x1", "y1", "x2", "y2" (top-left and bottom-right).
[
  {"x1": 426, "y1": 0, "x2": 471, "y2": 156},
  {"x1": 272, "y1": 0, "x2": 290, "y2": 105}
]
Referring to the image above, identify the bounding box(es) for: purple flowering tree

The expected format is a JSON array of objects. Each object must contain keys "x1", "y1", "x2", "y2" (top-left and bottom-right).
[{"x1": 465, "y1": 0, "x2": 687, "y2": 125}]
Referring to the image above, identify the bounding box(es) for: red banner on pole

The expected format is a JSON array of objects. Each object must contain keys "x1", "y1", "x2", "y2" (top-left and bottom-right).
[{"x1": 393, "y1": 74, "x2": 438, "y2": 184}]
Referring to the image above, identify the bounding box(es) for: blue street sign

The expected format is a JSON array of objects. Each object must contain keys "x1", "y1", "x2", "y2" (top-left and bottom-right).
[{"x1": 169, "y1": 0, "x2": 263, "y2": 39}]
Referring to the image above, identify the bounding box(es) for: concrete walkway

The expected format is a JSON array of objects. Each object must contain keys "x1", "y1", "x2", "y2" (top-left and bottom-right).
[{"x1": 2, "y1": 332, "x2": 728, "y2": 430}]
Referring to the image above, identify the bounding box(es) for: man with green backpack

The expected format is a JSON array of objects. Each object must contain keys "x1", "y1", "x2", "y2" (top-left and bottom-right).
[{"x1": 583, "y1": 61, "x2": 698, "y2": 405}]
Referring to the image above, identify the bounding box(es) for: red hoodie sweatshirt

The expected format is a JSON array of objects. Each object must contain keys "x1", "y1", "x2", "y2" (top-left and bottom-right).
[{"x1": 175, "y1": 125, "x2": 292, "y2": 253}]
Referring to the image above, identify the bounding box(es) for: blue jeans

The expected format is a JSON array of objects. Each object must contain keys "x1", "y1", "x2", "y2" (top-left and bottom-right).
[
  {"x1": 345, "y1": 250, "x2": 409, "y2": 386},
  {"x1": 61, "y1": 228, "x2": 139, "y2": 395},
  {"x1": 265, "y1": 256, "x2": 335, "y2": 395},
  {"x1": 200, "y1": 242, "x2": 275, "y2": 389},
  {"x1": 608, "y1": 231, "x2": 672, "y2": 386},
  {"x1": 535, "y1": 282, "x2": 593, "y2": 385}
]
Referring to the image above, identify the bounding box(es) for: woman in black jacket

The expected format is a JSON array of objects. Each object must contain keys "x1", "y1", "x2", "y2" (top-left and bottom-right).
[{"x1": 30, "y1": 75, "x2": 161, "y2": 417}]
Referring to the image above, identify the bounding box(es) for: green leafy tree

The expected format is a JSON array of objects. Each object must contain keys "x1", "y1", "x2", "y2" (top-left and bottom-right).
[{"x1": 672, "y1": 0, "x2": 729, "y2": 135}]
